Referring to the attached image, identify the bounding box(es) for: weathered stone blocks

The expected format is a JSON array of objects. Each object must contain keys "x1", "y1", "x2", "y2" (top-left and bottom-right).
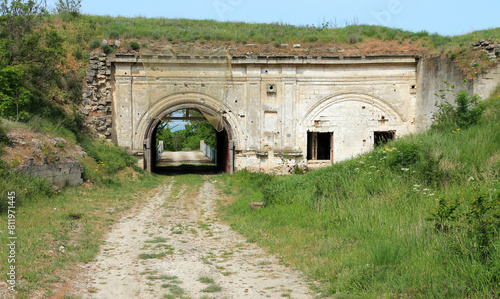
[{"x1": 20, "y1": 161, "x2": 84, "y2": 187}]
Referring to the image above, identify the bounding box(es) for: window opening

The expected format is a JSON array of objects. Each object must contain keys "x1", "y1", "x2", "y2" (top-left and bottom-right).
[
  {"x1": 374, "y1": 131, "x2": 395, "y2": 147},
  {"x1": 307, "y1": 132, "x2": 333, "y2": 161}
]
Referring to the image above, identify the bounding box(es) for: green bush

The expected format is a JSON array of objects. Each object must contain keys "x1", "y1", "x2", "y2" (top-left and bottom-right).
[
  {"x1": 433, "y1": 86, "x2": 484, "y2": 131},
  {"x1": 108, "y1": 30, "x2": 120, "y2": 40},
  {"x1": 89, "y1": 39, "x2": 101, "y2": 50},
  {"x1": 102, "y1": 44, "x2": 112, "y2": 54},
  {"x1": 130, "y1": 41, "x2": 140, "y2": 50},
  {"x1": 0, "y1": 123, "x2": 12, "y2": 146},
  {"x1": 347, "y1": 33, "x2": 360, "y2": 44}
]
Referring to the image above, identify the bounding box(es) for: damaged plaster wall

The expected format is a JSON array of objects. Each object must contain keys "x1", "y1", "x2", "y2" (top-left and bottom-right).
[{"x1": 81, "y1": 52, "x2": 499, "y2": 173}]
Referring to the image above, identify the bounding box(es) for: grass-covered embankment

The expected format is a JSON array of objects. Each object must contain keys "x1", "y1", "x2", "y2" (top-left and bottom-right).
[{"x1": 220, "y1": 87, "x2": 500, "y2": 297}]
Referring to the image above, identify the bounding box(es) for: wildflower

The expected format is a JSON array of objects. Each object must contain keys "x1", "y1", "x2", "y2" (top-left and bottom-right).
[
  {"x1": 468, "y1": 176, "x2": 475, "y2": 181},
  {"x1": 384, "y1": 146, "x2": 394, "y2": 152},
  {"x1": 429, "y1": 193, "x2": 435, "y2": 196},
  {"x1": 414, "y1": 184, "x2": 420, "y2": 188},
  {"x1": 401, "y1": 168, "x2": 409, "y2": 172},
  {"x1": 456, "y1": 128, "x2": 460, "y2": 131}
]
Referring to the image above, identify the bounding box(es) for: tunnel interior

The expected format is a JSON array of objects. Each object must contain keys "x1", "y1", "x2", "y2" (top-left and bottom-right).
[{"x1": 145, "y1": 108, "x2": 232, "y2": 175}]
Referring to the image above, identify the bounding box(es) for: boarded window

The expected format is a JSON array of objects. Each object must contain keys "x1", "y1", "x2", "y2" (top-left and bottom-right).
[
  {"x1": 307, "y1": 132, "x2": 333, "y2": 161},
  {"x1": 374, "y1": 131, "x2": 395, "y2": 146}
]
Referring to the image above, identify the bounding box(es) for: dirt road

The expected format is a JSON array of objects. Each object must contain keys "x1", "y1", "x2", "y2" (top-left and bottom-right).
[{"x1": 68, "y1": 176, "x2": 316, "y2": 298}]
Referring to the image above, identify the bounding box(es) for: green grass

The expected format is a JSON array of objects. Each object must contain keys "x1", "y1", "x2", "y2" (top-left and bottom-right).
[
  {"x1": 200, "y1": 284, "x2": 222, "y2": 293},
  {"x1": 46, "y1": 13, "x2": 499, "y2": 79},
  {"x1": 220, "y1": 88, "x2": 500, "y2": 298},
  {"x1": 198, "y1": 276, "x2": 214, "y2": 284},
  {"x1": 57, "y1": 15, "x2": 499, "y2": 49}
]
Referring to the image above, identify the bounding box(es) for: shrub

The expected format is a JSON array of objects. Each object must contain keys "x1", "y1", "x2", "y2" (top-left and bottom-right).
[
  {"x1": 89, "y1": 39, "x2": 100, "y2": 50},
  {"x1": 428, "y1": 184, "x2": 500, "y2": 262},
  {"x1": 347, "y1": 33, "x2": 360, "y2": 44},
  {"x1": 56, "y1": 0, "x2": 82, "y2": 17},
  {"x1": 130, "y1": 41, "x2": 140, "y2": 50},
  {"x1": 108, "y1": 30, "x2": 120, "y2": 40},
  {"x1": 273, "y1": 40, "x2": 281, "y2": 48},
  {"x1": 0, "y1": 124, "x2": 11, "y2": 146},
  {"x1": 102, "y1": 44, "x2": 112, "y2": 54},
  {"x1": 433, "y1": 85, "x2": 484, "y2": 131},
  {"x1": 307, "y1": 35, "x2": 319, "y2": 42}
]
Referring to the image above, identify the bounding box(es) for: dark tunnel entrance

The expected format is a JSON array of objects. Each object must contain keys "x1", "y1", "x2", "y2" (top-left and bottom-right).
[{"x1": 143, "y1": 108, "x2": 234, "y2": 175}]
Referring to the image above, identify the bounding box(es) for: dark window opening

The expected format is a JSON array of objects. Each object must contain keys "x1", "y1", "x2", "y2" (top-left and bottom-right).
[
  {"x1": 307, "y1": 132, "x2": 333, "y2": 161},
  {"x1": 374, "y1": 131, "x2": 395, "y2": 147}
]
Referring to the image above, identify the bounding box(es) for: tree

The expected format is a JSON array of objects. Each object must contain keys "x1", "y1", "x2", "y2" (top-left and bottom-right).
[
  {"x1": 0, "y1": 66, "x2": 31, "y2": 121},
  {"x1": 55, "y1": 0, "x2": 81, "y2": 17},
  {"x1": 0, "y1": 0, "x2": 47, "y2": 65}
]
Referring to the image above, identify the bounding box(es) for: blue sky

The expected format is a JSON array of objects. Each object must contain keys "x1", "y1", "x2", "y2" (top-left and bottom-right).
[{"x1": 47, "y1": 0, "x2": 500, "y2": 36}]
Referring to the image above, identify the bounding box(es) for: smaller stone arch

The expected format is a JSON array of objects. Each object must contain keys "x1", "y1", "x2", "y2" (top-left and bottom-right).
[
  {"x1": 301, "y1": 91, "x2": 403, "y2": 127},
  {"x1": 300, "y1": 91, "x2": 405, "y2": 163}
]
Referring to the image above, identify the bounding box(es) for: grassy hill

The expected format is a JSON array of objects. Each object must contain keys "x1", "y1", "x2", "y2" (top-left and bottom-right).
[{"x1": 51, "y1": 14, "x2": 500, "y2": 76}]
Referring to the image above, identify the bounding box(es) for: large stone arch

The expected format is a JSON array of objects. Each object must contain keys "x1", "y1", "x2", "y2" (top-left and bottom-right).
[{"x1": 136, "y1": 92, "x2": 242, "y2": 172}]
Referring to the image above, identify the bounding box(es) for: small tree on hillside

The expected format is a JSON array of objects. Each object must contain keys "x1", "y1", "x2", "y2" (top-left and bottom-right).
[
  {"x1": 55, "y1": 0, "x2": 81, "y2": 17},
  {"x1": 432, "y1": 81, "x2": 484, "y2": 131}
]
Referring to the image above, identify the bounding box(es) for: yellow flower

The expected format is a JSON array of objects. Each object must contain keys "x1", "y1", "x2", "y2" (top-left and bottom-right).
[{"x1": 457, "y1": 128, "x2": 460, "y2": 131}]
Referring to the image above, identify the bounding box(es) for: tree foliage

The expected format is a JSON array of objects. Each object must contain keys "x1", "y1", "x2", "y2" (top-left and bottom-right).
[
  {"x1": 156, "y1": 120, "x2": 217, "y2": 152},
  {"x1": 0, "y1": 66, "x2": 31, "y2": 120},
  {"x1": 0, "y1": 0, "x2": 79, "y2": 129},
  {"x1": 55, "y1": 0, "x2": 81, "y2": 17}
]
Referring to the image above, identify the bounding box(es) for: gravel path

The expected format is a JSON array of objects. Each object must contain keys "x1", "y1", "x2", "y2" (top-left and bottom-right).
[{"x1": 69, "y1": 177, "x2": 316, "y2": 298}]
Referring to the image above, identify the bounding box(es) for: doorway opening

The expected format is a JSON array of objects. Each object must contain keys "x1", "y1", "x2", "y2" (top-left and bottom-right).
[
  {"x1": 374, "y1": 131, "x2": 395, "y2": 147},
  {"x1": 145, "y1": 108, "x2": 232, "y2": 174},
  {"x1": 307, "y1": 132, "x2": 333, "y2": 161}
]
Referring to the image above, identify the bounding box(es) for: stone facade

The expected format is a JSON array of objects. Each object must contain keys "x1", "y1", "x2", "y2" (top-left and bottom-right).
[
  {"x1": 82, "y1": 52, "x2": 500, "y2": 173},
  {"x1": 20, "y1": 160, "x2": 84, "y2": 187}
]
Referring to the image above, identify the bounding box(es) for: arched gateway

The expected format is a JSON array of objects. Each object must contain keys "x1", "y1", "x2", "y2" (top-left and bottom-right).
[
  {"x1": 83, "y1": 53, "x2": 421, "y2": 173},
  {"x1": 139, "y1": 92, "x2": 241, "y2": 173}
]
